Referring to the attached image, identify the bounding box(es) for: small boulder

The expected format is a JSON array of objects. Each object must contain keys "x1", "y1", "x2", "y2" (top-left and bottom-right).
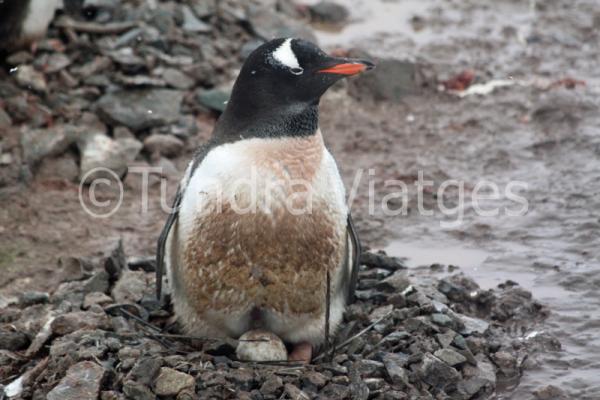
[
  {"x1": 236, "y1": 330, "x2": 287, "y2": 362},
  {"x1": 154, "y1": 367, "x2": 195, "y2": 396}
]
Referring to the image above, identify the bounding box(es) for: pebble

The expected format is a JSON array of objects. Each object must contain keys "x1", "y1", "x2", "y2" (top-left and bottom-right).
[
  {"x1": 143, "y1": 133, "x2": 184, "y2": 157},
  {"x1": 434, "y1": 348, "x2": 467, "y2": 366},
  {"x1": 96, "y1": 89, "x2": 184, "y2": 131},
  {"x1": 47, "y1": 361, "x2": 106, "y2": 400},
  {"x1": 154, "y1": 367, "x2": 195, "y2": 396},
  {"x1": 235, "y1": 330, "x2": 287, "y2": 362},
  {"x1": 309, "y1": 1, "x2": 350, "y2": 24},
  {"x1": 14, "y1": 65, "x2": 47, "y2": 92}
]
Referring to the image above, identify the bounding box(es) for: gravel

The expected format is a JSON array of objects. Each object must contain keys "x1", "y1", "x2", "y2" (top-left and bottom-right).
[{"x1": 0, "y1": 241, "x2": 553, "y2": 399}]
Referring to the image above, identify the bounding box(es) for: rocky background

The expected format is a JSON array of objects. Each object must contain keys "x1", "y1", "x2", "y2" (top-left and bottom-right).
[{"x1": 0, "y1": 0, "x2": 578, "y2": 399}]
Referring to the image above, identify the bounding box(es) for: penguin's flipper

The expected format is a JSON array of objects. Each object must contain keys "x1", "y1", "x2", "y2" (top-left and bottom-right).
[
  {"x1": 346, "y1": 213, "x2": 361, "y2": 303},
  {"x1": 156, "y1": 188, "x2": 183, "y2": 300}
]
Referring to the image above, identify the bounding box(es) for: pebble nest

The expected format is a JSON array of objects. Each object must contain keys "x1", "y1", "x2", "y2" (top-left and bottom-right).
[{"x1": 0, "y1": 241, "x2": 557, "y2": 399}]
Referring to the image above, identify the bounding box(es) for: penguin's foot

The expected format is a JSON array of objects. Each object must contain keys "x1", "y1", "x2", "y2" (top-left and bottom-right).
[{"x1": 288, "y1": 342, "x2": 313, "y2": 364}]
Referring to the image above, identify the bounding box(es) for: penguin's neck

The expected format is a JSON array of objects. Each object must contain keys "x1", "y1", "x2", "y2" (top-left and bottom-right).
[{"x1": 214, "y1": 100, "x2": 320, "y2": 140}]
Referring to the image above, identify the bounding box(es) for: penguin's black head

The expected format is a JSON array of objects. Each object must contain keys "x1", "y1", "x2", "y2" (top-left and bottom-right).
[
  {"x1": 236, "y1": 38, "x2": 373, "y2": 104},
  {"x1": 218, "y1": 38, "x2": 374, "y2": 138}
]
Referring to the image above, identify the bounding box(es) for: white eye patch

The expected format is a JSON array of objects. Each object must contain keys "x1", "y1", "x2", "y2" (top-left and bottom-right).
[{"x1": 272, "y1": 38, "x2": 301, "y2": 70}]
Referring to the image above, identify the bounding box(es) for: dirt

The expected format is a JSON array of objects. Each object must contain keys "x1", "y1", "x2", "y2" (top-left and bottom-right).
[{"x1": 0, "y1": 0, "x2": 599, "y2": 398}]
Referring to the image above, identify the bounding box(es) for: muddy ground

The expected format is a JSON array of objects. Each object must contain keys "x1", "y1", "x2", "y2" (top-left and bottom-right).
[{"x1": 1, "y1": 0, "x2": 599, "y2": 398}]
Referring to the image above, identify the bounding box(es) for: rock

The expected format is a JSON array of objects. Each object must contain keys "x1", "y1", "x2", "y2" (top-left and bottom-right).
[
  {"x1": 51, "y1": 311, "x2": 111, "y2": 335},
  {"x1": 21, "y1": 125, "x2": 81, "y2": 165},
  {"x1": 376, "y1": 270, "x2": 411, "y2": 292},
  {"x1": 127, "y1": 356, "x2": 163, "y2": 386},
  {"x1": 181, "y1": 4, "x2": 211, "y2": 32},
  {"x1": 36, "y1": 154, "x2": 80, "y2": 182},
  {"x1": 284, "y1": 384, "x2": 309, "y2": 400},
  {"x1": 122, "y1": 380, "x2": 154, "y2": 400},
  {"x1": 382, "y1": 353, "x2": 410, "y2": 388},
  {"x1": 533, "y1": 385, "x2": 569, "y2": 400},
  {"x1": 459, "y1": 315, "x2": 490, "y2": 335},
  {"x1": 491, "y1": 351, "x2": 518, "y2": 377},
  {"x1": 162, "y1": 68, "x2": 195, "y2": 90},
  {"x1": 240, "y1": 39, "x2": 264, "y2": 59},
  {"x1": 419, "y1": 353, "x2": 460, "y2": 391},
  {"x1": 143, "y1": 133, "x2": 184, "y2": 157},
  {"x1": 18, "y1": 291, "x2": 49, "y2": 306},
  {"x1": 459, "y1": 354, "x2": 496, "y2": 398},
  {"x1": 83, "y1": 292, "x2": 113, "y2": 309},
  {"x1": 302, "y1": 371, "x2": 328, "y2": 390},
  {"x1": 0, "y1": 329, "x2": 29, "y2": 351},
  {"x1": 309, "y1": 1, "x2": 349, "y2": 24},
  {"x1": 96, "y1": 89, "x2": 184, "y2": 131},
  {"x1": 320, "y1": 383, "x2": 350, "y2": 398},
  {"x1": 246, "y1": 4, "x2": 317, "y2": 42},
  {"x1": 105, "y1": 240, "x2": 126, "y2": 280},
  {"x1": 47, "y1": 361, "x2": 106, "y2": 400},
  {"x1": 431, "y1": 313, "x2": 453, "y2": 327},
  {"x1": 112, "y1": 269, "x2": 151, "y2": 304},
  {"x1": 36, "y1": 53, "x2": 72, "y2": 74},
  {"x1": 360, "y1": 251, "x2": 406, "y2": 271},
  {"x1": 154, "y1": 367, "x2": 195, "y2": 396},
  {"x1": 0, "y1": 107, "x2": 12, "y2": 128},
  {"x1": 433, "y1": 348, "x2": 467, "y2": 367},
  {"x1": 260, "y1": 375, "x2": 283, "y2": 397},
  {"x1": 196, "y1": 88, "x2": 230, "y2": 113},
  {"x1": 349, "y1": 57, "x2": 422, "y2": 102},
  {"x1": 14, "y1": 65, "x2": 47, "y2": 92},
  {"x1": 78, "y1": 132, "x2": 142, "y2": 183},
  {"x1": 189, "y1": 0, "x2": 216, "y2": 18},
  {"x1": 235, "y1": 330, "x2": 287, "y2": 362}
]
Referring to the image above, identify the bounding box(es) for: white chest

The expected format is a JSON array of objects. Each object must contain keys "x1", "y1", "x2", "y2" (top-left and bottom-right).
[{"x1": 178, "y1": 135, "x2": 348, "y2": 239}]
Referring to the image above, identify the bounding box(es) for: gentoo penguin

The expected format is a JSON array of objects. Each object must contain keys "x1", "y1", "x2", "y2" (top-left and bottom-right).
[
  {"x1": 0, "y1": 0, "x2": 61, "y2": 52},
  {"x1": 157, "y1": 38, "x2": 374, "y2": 362}
]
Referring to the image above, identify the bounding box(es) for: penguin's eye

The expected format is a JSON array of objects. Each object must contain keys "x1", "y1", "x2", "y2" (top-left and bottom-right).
[{"x1": 290, "y1": 67, "x2": 304, "y2": 75}]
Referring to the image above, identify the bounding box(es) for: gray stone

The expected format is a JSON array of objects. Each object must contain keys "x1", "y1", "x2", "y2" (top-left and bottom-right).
[
  {"x1": 14, "y1": 65, "x2": 47, "y2": 92},
  {"x1": 376, "y1": 270, "x2": 411, "y2": 292},
  {"x1": 433, "y1": 348, "x2": 467, "y2": 366},
  {"x1": 431, "y1": 313, "x2": 453, "y2": 327},
  {"x1": 196, "y1": 88, "x2": 230, "y2": 113},
  {"x1": 189, "y1": 0, "x2": 216, "y2": 18},
  {"x1": 181, "y1": 4, "x2": 211, "y2": 32},
  {"x1": 78, "y1": 132, "x2": 142, "y2": 183},
  {"x1": 37, "y1": 154, "x2": 80, "y2": 182},
  {"x1": 122, "y1": 380, "x2": 154, "y2": 400},
  {"x1": 47, "y1": 361, "x2": 105, "y2": 400},
  {"x1": 96, "y1": 89, "x2": 183, "y2": 131},
  {"x1": 349, "y1": 58, "x2": 421, "y2": 102},
  {"x1": 309, "y1": 1, "x2": 349, "y2": 24},
  {"x1": 419, "y1": 353, "x2": 460, "y2": 391},
  {"x1": 236, "y1": 329, "x2": 287, "y2": 362},
  {"x1": 127, "y1": 356, "x2": 163, "y2": 386},
  {"x1": 112, "y1": 269, "x2": 151, "y2": 304},
  {"x1": 459, "y1": 315, "x2": 490, "y2": 335},
  {"x1": 154, "y1": 367, "x2": 195, "y2": 396},
  {"x1": 21, "y1": 125, "x2": 81, "y2": 165},
  {"x1": 0, "y1": 329, "x2": 29, "y2": 351},
  {"x1": 246, "y1": 4, "x2": 317, "y2": 43},
  {"x1": 284, "y1": 384, "x2": 309, "y2": 400},
  {"x1": 492, "y1": 351, "x2": 518, "y2": 377},
  {"x1": 459, "y1": 354, "x2": 496, "y2": 397},
  {"x1": 382, "y1": 353, "x2": 410, "y2": 388},
  {"x1": 259, "y1": 375, "x2": 283, "y2": 396},
  {"x1": 0, "y1": 107, "x2": 12, "y2": 128},
  {"x1": 83, "y1": 292, "x2": 113, "y2": 309},
  {"x1": 533, "y1": 385, "x2": 569, "y2": 400},
  {"x1": 18, "y1": 291, "x2": 49, "y2": 306},
  {"x1": 51, "y1": 311, "x2": 111, "y2": 335},
  {"x1": 162, "y1": 68, "x2": 195, "y2": 90},
  {"x1": 143, "y1": 133, "x2": 184, "y2": 157}
]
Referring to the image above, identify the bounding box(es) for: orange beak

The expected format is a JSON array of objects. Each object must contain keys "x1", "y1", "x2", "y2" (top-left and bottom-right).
[{"x1": 318, "y1": 62, "x2": 371, "y2": 76}]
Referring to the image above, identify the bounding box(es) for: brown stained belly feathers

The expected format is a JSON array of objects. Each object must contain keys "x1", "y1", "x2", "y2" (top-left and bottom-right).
[{"x1": 179, "y1": 132, "x2": 346, "y2": 318}]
